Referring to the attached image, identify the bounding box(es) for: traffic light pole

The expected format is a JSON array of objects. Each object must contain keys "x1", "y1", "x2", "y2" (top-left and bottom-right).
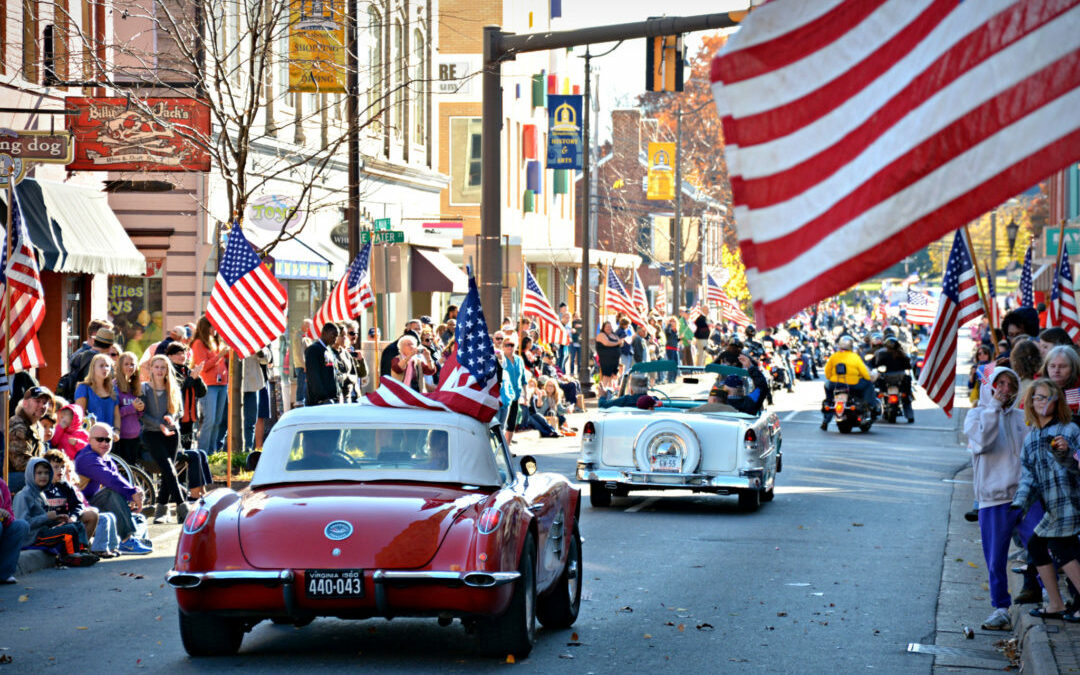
[{"x1": 479, "y1": 11, "x2": 744, "y2": 328}]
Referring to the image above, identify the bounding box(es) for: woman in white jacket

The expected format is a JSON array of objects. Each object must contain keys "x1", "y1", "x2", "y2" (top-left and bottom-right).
[{"x1": 964, "y1": 366, "x2": 1045, "y2": 631}]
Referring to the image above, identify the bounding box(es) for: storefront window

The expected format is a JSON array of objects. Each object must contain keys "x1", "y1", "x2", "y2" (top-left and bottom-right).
[
  {"x1": 280, "y1": 279, "x2": 326, "y2": 401},
  {"x1": 108, "y1": 259, "x2": 163, "y2": 359}
]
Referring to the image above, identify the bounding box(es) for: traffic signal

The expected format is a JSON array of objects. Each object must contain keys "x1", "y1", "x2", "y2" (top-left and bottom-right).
[{"x1": 645, "y1": 34, "x2": 684, "y2": 92}]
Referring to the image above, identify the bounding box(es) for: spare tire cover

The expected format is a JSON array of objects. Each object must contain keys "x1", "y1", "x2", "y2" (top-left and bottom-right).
[{"x1": 633, "y1": 420, "x2": 702, "y2": 474}]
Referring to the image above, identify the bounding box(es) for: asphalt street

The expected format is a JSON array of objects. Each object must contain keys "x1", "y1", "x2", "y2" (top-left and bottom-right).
[{"x1": 0, "y1": 377, "x2": 970, "y2": 674}]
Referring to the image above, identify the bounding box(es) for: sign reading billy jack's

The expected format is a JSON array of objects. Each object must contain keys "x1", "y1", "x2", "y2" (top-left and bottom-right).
[{"x1": 66, "y1": 97, "x2": 211, "y2": 172}]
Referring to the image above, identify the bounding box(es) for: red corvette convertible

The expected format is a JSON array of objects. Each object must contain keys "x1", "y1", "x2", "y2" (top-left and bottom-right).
[{"x1": 167, "y1": 406, "x2": 582, "y2": 658}]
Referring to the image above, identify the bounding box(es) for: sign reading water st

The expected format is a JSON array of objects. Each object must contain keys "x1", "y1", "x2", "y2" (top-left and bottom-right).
[
  {"x1": 546, "y1": 95, "x2": 582, "y2": 170},
  {"x1": 361, "y1": 230, "x2": 404, "y2": 244},
  {"x1": 1044, "y1": 225, "x2": 1080, "y2": 258}
]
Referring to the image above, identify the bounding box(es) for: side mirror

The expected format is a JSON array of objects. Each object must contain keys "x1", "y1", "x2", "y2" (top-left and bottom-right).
[{"x1": 519, "y1": 454, "x2": 537, "y2": 477}]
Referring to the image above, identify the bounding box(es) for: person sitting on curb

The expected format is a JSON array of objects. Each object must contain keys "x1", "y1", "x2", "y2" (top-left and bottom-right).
[
  {"x1": 74, "y1": 423, "x2": 152, "y2": 556},
  {"x1": 6, "y1": 386, "x2": 53, "y2": 493},
  {"x1": 0, "y1": 476, "x2": 29, "y2": 583},
  {"x1": 964, "y1": 367, "x2": 1042, "y2": 632},
  {"x1": 12, "y1": 458, "x2": 98, "y2": 566},
  {"x1": 45, "y1": 450, "x2": 119, "y2": 558}
]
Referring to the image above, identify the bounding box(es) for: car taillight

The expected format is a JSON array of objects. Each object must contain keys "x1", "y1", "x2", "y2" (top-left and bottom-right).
[
  {"x1": 583, "y1": 421, "x2": 595, "y2": 440},
  {"x1": 477, "y1": 508, "x2": 502, "y2": 534},
  {"x1": 183, "y1": 506, "x2": 210, "y2": 534},
  {"x1": 744, "y1": 428, "x2": 757, "y2": 451}
]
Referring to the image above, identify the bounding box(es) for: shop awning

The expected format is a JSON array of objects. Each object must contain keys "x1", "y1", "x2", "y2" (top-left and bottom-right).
[
  {"x1": 1, "y1": 178, "x2": 145, "y2": 276},
  {"x1": 411, "y1": 247, "x2": 468, "y2": 293},
  {"x1": 523, "y1": 246, "x2": 641, "y2": 270},
  {"x1": 244, "y1": 226, "x2": 346, "y2": 281}
]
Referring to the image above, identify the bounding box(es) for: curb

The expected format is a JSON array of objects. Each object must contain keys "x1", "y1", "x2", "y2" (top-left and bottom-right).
[
  {"x1": 1013, "y1": 608, "x2": 1059, "y2": 675},
  {"x1": 14, "y1": 550, "x2": 54, "y2": 577}
]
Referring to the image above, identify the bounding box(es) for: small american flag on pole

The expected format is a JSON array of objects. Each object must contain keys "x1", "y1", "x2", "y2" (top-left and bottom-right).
[
  {"x1": 308, "y1": 242, "x2": 374, "y2": 339},
  {"x1": 1019, "y1": 240, "x2": 1034, "y2": 308},
  {"x1": 654, "y1": 284, "x2": 667, "y2": 315},
  {"x1": 631, "y1": 270, "x2": 648, "y2": 315},
  {"x1": 1049, "y1": 245, "x2": 1080, "y2": 341},
  {"x1": 706, "y1": 272, "x2": 726, "y2": 305},
  {"x1": 1065, "y1": 387, "x2": 1080, "y2": 412},
  {"x1": 206, "y1": 225, "x2": 289, "y2": 358},
  {"x1": 918, "y1": 230, "x2": 983, "y2": 416},
  {"x1": 366, "y1": 273, "x2": 500, "y2": 422},
  {"x1": 605, "y1": 267, "x2": 646, "y2": 326},
  {"x1": 0, "y1": 187, "x2": 45, "y2": 373},
  {"x1": 903, "y1": 289, "x2": 938, "y2": 325},
  {"x1": 522, "y1": 266, "x2": 569, "y2": 346}
]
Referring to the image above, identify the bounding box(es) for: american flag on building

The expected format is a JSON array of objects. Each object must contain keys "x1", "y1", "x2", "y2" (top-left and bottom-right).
[
  {"x1": 206, "y1": 225, "x2": 289, "y2": 358},
  {"x1": 1019, "y1": 240, "x2": 1034, "y2": 308},
  {"x1": 0, "y1": 187, "x2": 45, "y2": 373},
  {"x1": 1049, "y1": 244, "x2": 1080, "y2": 341},
  {"x1": 631, "y1": 270, "x2": 648, "y2": 315},
  {"x1": 709, "y1": 1, "x2": 1080, "y2": 327},
  {"x1": 522, "y1": 266, "x2": 569, "y2": 346},
  {"x1": 308, "y1": 242, "x2": 374, "y2": 339},
  {"x1": 366, "y1": 274, "x2": 500, "y2": 422},
  {"x1": 918, "y1": 230, "x2": 983, "y2": 416},
  {"x1": 605, "y1": 267, "x2": 646, "y2": 326}
]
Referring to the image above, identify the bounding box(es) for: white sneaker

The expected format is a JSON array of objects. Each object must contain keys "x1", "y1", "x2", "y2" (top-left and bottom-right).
[{"x1": 981, "y1": 607, "x2": 1012, "y2": 631}]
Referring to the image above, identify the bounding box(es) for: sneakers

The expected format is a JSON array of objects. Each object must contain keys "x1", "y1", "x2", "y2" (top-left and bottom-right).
[
  {"x1": 153, "y1": 503, "x2": 168, "y2": 524},
  {"x1": 981, "y1": 607, "x2": 1012, "y2": 631},
  {"x1": 1, "y1": 576, "x2": 16, "y2": 584},
  {"x1": 118, "y1": 539, "x2": 153, "y2": 556},
  {"x1": 964, "y1": 509, "x2": 979, "y2": 522}
]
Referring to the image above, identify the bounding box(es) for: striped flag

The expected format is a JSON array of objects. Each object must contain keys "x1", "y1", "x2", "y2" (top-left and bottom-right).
[
  {"x1": 1066, "y1": 387, "x2": 1080, "y2": 412},
  {"x1": 0, "y1": 187, "x2": 45, "y2": 373},
  {"x1": 1019, "y1": 240, "x2": 1034, "y2": 307},
  {"x1": 721, "y1": 297, "x2": 752, "y2": 328},
  {"x1": 366, "y1": 274, "x2": 500, "y2": 422},
  {"x1": 309, "y1": 243, "x2": 374, "y2": 339},
  {"x1": 206, "y1": 226, "x2": 289, "y2": 358},
  {"x1": 522, "y1": 267, "x2": 569, "y2": 346},
  {"x1": 918, "y1": 230, "x2": 984, "y2": 416},
  {"x1": 687, "y1": 303, "x2": 703, "y2": 325},
  {"x1": 1049, "y1": 245, "x2": 1080, "y2": 340},
  {"x1": 903, "y1": 289, "x2": 939, "y2": 325},
  {"x1": 604, "y1": 267, "x2": 646, "y2": 326},
  {"x1": 710, "y1": 0, "x2": 1080, "y2": 327},
  {"x1": 654, "y1": 284, "x2": 667, "y2": 315},
  {"x1": 631, "y1": 270, "x2": 648, "y2": 314},
  {"x1": 706, "y1": 272, "x2": 726, "y2": 305}
]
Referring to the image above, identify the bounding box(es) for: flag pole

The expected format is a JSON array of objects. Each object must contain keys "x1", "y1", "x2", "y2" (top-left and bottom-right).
[
  {"x1": 962, "y1": 225, "x2": 997, "y2": 348},
  {"x1": 1, "y1": 170, "x2": 12, "y2": 486},
  {"x1": 371, "y1": 246, "x2": 380, "y2": 390}
]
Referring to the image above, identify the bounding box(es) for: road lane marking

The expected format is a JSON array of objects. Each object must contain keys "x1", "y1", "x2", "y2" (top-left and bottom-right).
[
  {"x1": 782, "y1": 418, "x2": 954, "y2": 432},
  {"x1": 783, "y1": 410, "x2": 801, "y2": 421},
  {"x1": 625, "y1": 497, "x2": 659, "y2": 513}
]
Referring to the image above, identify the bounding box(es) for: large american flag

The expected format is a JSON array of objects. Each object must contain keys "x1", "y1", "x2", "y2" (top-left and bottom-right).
[
  {"x1": 522, "y1": 266, "x2": 569, "y2": 346},
  {"x1": 0, "y1": 188, "x2": 45, "y2": 372},
  {"x1": 366, "y1": 274, "x2": 500, "y2": 422},
  {"x1": 308, "y1": 243, "x2": 374, "y2": 339},
  {"x1": 1049, "y1": 244, "x2": 1080, "y2": 340},
  {"x1": 206, "y1": 226, "x2": 289, "y2": 358},
  {"x1": 630, "y1": 270, "x2": 649, "y2": 315},
  {"x1": 710, "y1": 0, "x2": 1080, "y2": 327},
  {"x1": 903, "y1": 289, "x2": 939, "y2": 325},
  {"x1": 1019, "y1": 240, "x2": 1034, "y2": 307},
  {"x1": 605, "y1": 267, "x2": 646, "y2": 326},
  {"x1": 918, "y1": 230, "x2": 984, "y2": 416}
]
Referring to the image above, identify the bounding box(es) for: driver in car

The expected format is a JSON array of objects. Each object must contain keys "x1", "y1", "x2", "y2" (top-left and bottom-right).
[
  {"x1": 290, "y1": 430, "x2": 351, "y2": 471},
  {"x1": 599, "y1": 374, "x2": 651, "y2": 409},
  {"x1": 418, "y1": 431, "x2": 449, "y2": 470}
]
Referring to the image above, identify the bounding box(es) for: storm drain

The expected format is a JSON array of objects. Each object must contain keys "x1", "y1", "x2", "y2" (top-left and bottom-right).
[{"x1": 907, "y1": 643, "x2": 1012, "y2": 668}]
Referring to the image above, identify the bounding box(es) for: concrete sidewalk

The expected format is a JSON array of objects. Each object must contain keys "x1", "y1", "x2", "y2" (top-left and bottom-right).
[
  {"x1": 932, "y1": 465, "x2": 1067, "y2": 674},
  {"x1": 14, "y1": 518, "x2": 182, "y2": 577}
]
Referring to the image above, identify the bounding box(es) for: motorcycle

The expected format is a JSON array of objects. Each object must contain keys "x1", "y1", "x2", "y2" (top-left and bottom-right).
[
  {"x1": 763, "y1": 350, "x2": 787, "y2": 391},
  {"x1": 822, "y1": 364, "x2": 874, "y2": 434},
  {"x1": 876, "y1": 369, "x2": 912, "y2": 424}
]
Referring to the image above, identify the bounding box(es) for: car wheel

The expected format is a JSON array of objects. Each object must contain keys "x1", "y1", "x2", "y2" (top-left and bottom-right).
[
  {"x1": 589, "y1": 482, "x2": 612, "y2": 508},
  {"x1": 477, "y1": 533, "x2": 537, "y2": 658},
  {"x1": 178, "y1": 611, "x2": 244, "y2": 657},
  {"x1": 537, "y1": 524, "x2": 582, "y2": 629},
  {"x1": 762, "y1": 481, "x2": 775, "y2": 502},
  {"x1": 738, "y1": 489, "x2": 761, "y2": 512}
]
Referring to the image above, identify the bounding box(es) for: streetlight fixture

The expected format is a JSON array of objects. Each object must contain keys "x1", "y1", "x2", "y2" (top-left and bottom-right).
[{"x1": 1006, "y1": 217, "x2": 1020, "y2": 255}]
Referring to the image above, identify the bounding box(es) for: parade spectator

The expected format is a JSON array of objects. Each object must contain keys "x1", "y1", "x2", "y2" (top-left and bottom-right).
[
  {"x1": 75, "y1": 423, "x2": 151, "y2": 555},
  {"x1": 306, "y1": 322, "x2": 342, "y2": 405},
  {"x1": 74, "y1": 353, "x2": 120, "y2": 433},
  {"x1": 536, "y1": 378, "x2": 572, "y2": 435},
  {"x1": 595, "y1": 321, "x2": 622, "y2": 390},
  {"x1": 1001, "y1": 307, "x2": 1040, "y2": 345},
  {"x1": 379, "y1": 322, "x2": 421, "y2": 377},
  {"x1": 1043, "y1": 345, "x2": 1080, "y2": 417},
  {"x1": 694, "y1": 310, "x2": 711, "y2": 366},
  {"x1": 964, "y1": 367, "x2": 1041, "y2": 631},
  {"x1": 1013, "y1": 379, "x2": 1080, "y2": 621},
  {"x1": 44, "y1": 450, "x2": 118, "y2": 558},
  {"x1": 1009, "y1": 338, "x2": 1042, "y2": 399},
  {"x1": 152, "y1": 325, "x2": 190, "y2": 357},
  {"x1": 191, "y1": 316, "x2": 230, "y2": 452},
  {"x1": 632, "y1": 322, "x2": 650, "y2": 365},
  {"x1": 968, "y1": 344, "x2": 993, "y2": 404},
  {"x1": 114, "y1": 351, "x2": 146, "y2": 463},
  {"x1": 520, "y1": 378, "x2": 560, "y2": 438},
  {"x1": 242, "y1": 348, "x2": 270, "y2": 452},
  {"x1": 6, "y1": 386, "x2": 53, "y2": 493},
  {"x1": 0, "y1": 476, "x2": 29, "y2": 583},
  {"x1": 568, "y1": 317, "x2": 582, "y2": 376},
  {"x1": 500, "y1": 335, "x2": 527, "y2": 445},
  {"x1": 13, "y1": 458, "x2": 97, "y2": 565},
  {"x1": 70, "y1": 319, "x2": 112, "y2": 364},
  {"x1": 292, "y1": 320, "x2": 313, "y2": 406},
  {"x1": 60, "y1": 326, "x2": 116, "y2": 402},
  {"x1": 167, "y1": 343, "x2": 205, "y2": 450},
  {"x1": 344, "y1": 320, "x2": 369, "y2": 397},
  {"x1": 1036, "y1": 327, "x2": 1074, "y2": 357},
  {"x1": 142, "y1": 355, "x2": 188, "y2": 524},
  {"x1": 391, "y1": 335, "x2": 436, "y2": 392},
  {"x1": 50, "y1": 402, "x2": 90, "y2": 460},
  {"x1": 615, "y1": 318, "x2": 634, "y2": 377}
]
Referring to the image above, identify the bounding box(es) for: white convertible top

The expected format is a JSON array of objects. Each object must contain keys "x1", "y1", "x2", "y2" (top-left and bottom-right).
[{"x1": 250, "y1": 405, "x2": 503, "y2": 488}]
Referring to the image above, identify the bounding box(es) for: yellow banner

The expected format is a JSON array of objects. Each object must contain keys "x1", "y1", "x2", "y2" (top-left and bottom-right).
[
  {"x1": 647, "y1": 142, "x2": 676, "y2": 200},
  {"x1": 288, "y1": 0, "x2": 347, "y2": 93}
]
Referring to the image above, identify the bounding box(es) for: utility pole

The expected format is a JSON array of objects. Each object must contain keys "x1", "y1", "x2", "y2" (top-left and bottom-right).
[
  {"x1": 673, "y1": 104, "x2": 683, "y2": 313},
  {"x1": 346, "y1": 0, "x2": 360, "y2": 261},
  {"x1": 580, "y1": 47, "x2": 593, "y2": 396},
  {"x1": 479, "y1": 12, "x2": 744, "y2": 326}
]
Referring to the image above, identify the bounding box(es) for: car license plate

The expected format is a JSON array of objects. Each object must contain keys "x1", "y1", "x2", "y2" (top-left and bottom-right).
[
  {"x1": 305, "y1": 569, "x2": 364, "y2": 598},
  {"x1": 651, "y1": 454, "x2": 681, "y2": 473}
]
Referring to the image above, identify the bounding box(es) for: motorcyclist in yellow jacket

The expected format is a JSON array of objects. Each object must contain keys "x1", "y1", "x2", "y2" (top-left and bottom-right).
[{"x1": 821, "y1": 335, "x2": 879, "y2": 430}]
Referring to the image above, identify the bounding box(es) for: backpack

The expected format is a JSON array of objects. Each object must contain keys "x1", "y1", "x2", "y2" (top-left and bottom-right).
[{"x1": 57, "y1": 350, "x2": 94, "y2": 401}]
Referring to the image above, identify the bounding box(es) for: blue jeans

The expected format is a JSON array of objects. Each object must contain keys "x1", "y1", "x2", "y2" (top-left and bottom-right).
[
  {"x1": 91, "y1": 511, "x2": 119, "y2": 553},
  {"x1": 243, "y1": 390, "x2": 258, "y2": 452},
  {"x1": 0, "y1": 518, "x2": 29, "y2": 577},
  {"x1": 293, "y1": 367, "x2": 307, "y2": 406},
  {"x1": 90, "y1": 488, "x2": 136, "y2": 541},
  {"x1": 567, "y1": 345, "x2": 580, "y2": 376},
  {"x1": 199, "y1": 384, "x2": 228, "y2": 452},
  {"x1": 979, "y1": 502, "x2": 1042, "y2": 608}
]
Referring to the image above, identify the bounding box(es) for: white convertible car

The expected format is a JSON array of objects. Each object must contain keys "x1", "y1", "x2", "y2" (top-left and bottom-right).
[{"x1": 576, "y1": 363, "x2": 782, "y2": 512}]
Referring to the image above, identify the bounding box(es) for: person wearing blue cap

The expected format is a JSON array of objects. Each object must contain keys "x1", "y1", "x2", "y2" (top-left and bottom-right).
[{"x1": 722, "y1": 352, "x2": 770, "y2": 415}]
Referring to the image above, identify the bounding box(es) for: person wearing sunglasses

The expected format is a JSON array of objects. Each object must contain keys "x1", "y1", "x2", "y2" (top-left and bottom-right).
[{"x1": 74, "y1": 423, "x2": 152, "y2": 555}]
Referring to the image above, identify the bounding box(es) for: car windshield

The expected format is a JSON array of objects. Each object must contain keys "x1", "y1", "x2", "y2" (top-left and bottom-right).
[{"x1": 283, "y1": 428, "x2": 450, "y2": 473}]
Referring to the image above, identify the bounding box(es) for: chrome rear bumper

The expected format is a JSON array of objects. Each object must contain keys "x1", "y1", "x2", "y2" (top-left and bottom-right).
[{"x1": 577, "y1": 463, "x2": 762, "y2": 490}]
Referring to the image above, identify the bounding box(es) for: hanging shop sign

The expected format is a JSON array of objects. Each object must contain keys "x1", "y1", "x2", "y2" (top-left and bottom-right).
[
  {"x1": 246, "y1": 195, "x2": 301, "y2": 232},
  {"x1": 647, "y1": 142, "x2": 676, "y2": 200},
  {"x1": 288, "y1": 0, "x2": 347, "y2": 93},
  {"x1": 0, "y1": 129, "x2": 74, "y2": 187},
  {"x1": 66, "y1": 97, "x2": 211, "y2": 172},
  {"x1": 546, "y1": 94, "x2": 583, "y2": 170}
]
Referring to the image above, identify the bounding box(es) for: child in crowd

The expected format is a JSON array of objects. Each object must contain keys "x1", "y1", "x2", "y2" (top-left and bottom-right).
[
  {"x1": 75, "y1": 353, "x2": 120, "y2": 431},
  {"x1": 114, "y1": 352, "x2": 145, "y2": 465},
  {"x1": 0, "y1": 476, "x2": 29, "y2": 583},
  {"x1": 12, "y1": 458, "x2": 98, "y2": 566},
  {"x1": 50, "y1": 402, "x2": 90, "y2": 460},
  {"x1": 45, "y1": 450, "x2": 118, "y2": 558},
  {"x1": 1013, "y1": 378, "x2": 1080, "y2": 621},
  {"x1": 39, "y1": 410, "x2": 56, "y2": 445}
]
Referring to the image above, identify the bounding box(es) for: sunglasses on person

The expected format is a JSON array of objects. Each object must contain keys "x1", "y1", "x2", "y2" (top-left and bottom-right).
[
  {"x1": 348, "y1": 331, "x2": 358, "y2": 337},
  {"x1": 91, "y1": 436, "x2": 113, "y2": 444}
]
